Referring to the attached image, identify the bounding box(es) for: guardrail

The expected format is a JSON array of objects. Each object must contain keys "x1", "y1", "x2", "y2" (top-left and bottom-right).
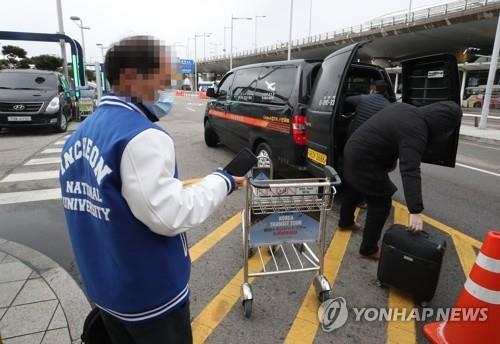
[
  {"x1": 463, "y1": 112, "x2": 500, "y2": 127},
  {"x1": 200, "y1": 0, "x2": 500, "y2": 63}
]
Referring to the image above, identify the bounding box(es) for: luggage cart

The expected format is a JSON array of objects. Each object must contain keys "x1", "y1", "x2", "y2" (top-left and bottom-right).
[{"x1": 240, "y1": 157, "x2": 341, "y2": 318}]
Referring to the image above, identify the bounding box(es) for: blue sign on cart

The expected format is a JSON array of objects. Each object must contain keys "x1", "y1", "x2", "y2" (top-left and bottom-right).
[
  {"x1": 249, "y1": 212, "x2": 320, "y2": 247},
  {"x1": 178, "y1": 59, "x2": 194, "y2": 74}
]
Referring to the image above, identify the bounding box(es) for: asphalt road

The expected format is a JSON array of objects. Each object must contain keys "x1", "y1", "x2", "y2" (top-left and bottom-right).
[{"x1": 0, "y1": 97, "x2": 498, "y2": 343}]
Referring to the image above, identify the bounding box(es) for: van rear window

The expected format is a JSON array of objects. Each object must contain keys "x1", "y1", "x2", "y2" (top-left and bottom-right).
[
  {"x1": 254, "y1": 66, "x2": 297, "y2": 105},
  {"x1": 309, "y1": 51, "x2": 351, "y2": 112}
]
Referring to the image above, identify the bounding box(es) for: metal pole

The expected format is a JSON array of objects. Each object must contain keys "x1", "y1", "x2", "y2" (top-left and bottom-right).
[
  {"x1": 394, "y1": 73, "x2": 399, "y2": 94},
  {"x1": 203, "y1": 33, "x2": 206, "y2": 59},
  {"x1": 288, "y1": 0, "x2": 294, "y2": 60},
  {"x1": 79, "y1": 22, "x2": 87, "y2": 84},
  {"x1": 186, "y1": 38, "x2": 189, "y2": 59},
  {"x1": 460, "y1": 70, "x2": 468, "y2": 107},
  {"x1": 308, "y1": 0, "x2": 313, "y2": 37},
  {"x1": 479, "y1": 15, "x2": 500, "y2": 129},
  {"x1": 95, "y1": 61, "x2": 102, "y2": 101},
  {"x1": 56, "y1": 0, "x2": 69, "y2": 80},
  {"x1": 408, "y1": 0, "x2": 413, "y2": 22},
  {"x1": 230, "y1": 16, "x2": 234, "y2": 69},
  {"x1": 254, "y1": 16, "x2": 257, "y2": 51},
  {"x1": 194, "y1": 36, "x2": 198, "y2": 92}
]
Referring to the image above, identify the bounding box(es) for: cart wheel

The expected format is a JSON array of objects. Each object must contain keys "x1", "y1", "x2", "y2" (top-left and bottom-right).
[
  {"x1": 242, "y1": 299, "x2": 252, "y2": 318},
  {"x1": 318, "y1": 290, "x2": 331, "y2": 303},
  {"x1": 248, "y1": 247, "x2": 256, "y2": 258}
]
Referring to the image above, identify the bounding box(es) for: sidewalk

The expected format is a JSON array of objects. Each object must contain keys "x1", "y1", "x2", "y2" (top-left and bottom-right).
[
  {"x1": 0, "y1": 239, "x2": 90, "y2": 344},
  {"x1": 460, "y1": 123, "x2": 500, "y2": 145}
]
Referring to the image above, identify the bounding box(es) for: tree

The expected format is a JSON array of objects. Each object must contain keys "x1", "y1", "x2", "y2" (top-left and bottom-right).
[
  {"x1": 30, "y1": 55, "x2": 63, "y2": 71},
  {"x1": 1, "y1": 45, "x2": 28, "y2": 68},
  {"x1": 16, "y1": 58, "x2": 31, "y2": 69}
]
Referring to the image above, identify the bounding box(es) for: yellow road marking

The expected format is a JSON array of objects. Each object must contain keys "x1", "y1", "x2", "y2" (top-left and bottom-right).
[
  {"x1": 190, "y1": 213, "x2": 241, "y2": 262},
  {"x1": 284, "y1": 210, "x2": 359, "y2": 344},
  {"x1": 450, "y1": 234, "x2": 477, "y2": 276},
  {"x1": 387, "y1": 202, "x2": 416, "y2": 344},
  {"x1": 191, "y1": 249, "x2": 272, "y2": 344}
]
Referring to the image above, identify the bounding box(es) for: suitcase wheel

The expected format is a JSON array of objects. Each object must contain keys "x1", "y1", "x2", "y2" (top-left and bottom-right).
[{"x1": 376, "y1": 280, "x2": 387, "y2": 288}]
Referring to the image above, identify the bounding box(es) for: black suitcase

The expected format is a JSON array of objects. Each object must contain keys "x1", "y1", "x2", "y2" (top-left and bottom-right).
[{"x1": 377, "y1": 224, "x2": 446, "y2": 305}]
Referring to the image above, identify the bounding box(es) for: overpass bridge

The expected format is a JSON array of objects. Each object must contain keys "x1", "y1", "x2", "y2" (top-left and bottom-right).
[{"x1": 198, "y1": 0, "x2": 500, "y2": 75}]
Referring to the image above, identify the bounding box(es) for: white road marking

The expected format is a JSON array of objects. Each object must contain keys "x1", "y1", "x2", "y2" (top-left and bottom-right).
[
  {"x1": 0, "y1": 188, "x2": 61, "y2": 205},
  {"x1": 186, "y1": 107, "x2": 196, "y2": 112},
  {"x1": 41, "y1": 148, "x2": 62, "y2": 154},
  {"x1": 1, "y1": 170, "x2": 59, "y2": 183},
  {"x1": 53, "y1": 140, "x2": 66, "y2": 146},
  {"x1": 24, "y1": 157, "x2": 61, "y2": 166},
  {"x1": 456, "y1": 162, "x2": 500, "y2": 178},
  {"x1": 63, "y1": 134, "x2": 71, "y2": 139}
]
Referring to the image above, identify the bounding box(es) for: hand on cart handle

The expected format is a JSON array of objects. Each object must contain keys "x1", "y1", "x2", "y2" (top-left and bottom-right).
[{"x1": 233, "y1": 176, "x2": 246, "y2": 190}]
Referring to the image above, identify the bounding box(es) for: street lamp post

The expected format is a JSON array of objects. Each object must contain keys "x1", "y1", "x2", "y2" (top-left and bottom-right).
[
  {"x1": 194, "y1": 33, "x2": 210, "y2": 91},
  {"x1": 70, "y1": 16, "x2": 90, "y2": 82},
  {"x1": 230, "y1": 15, "x2": 252, "y2": 70},
  {"x1": 55, "y1": 0, "x2": 69, "y2": 80},
  {"x1": 203, "y1": 33, "x2": 211, "y2": 59},
  {"x1": 254, "y1": 15, "x2": 266, "y2": 52},
  {"x1": 288, "y1": 0, "x2": 294, "y2": 60},
  {"x1": 308, "y1": 0, "x2": 313, "y2": 37},
  {"x1": 223, "y1": 26, "x2": 230, "y2": 54},
  {"x1": 96, "y1": 43, "x2": 106, "y2": 62}
]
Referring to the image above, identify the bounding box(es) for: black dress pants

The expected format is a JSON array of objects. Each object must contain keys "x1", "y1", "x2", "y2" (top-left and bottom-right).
[
  {"x1": 339, "y1": 182, "x2": 392, "y2": 255},
  {"x1": 101, "y1": 301, "x2": 193, "y2": 344}
]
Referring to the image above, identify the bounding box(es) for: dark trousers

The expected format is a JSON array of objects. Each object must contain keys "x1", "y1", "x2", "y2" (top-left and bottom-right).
[
  {"x1": 339, "y1": 182, "x2": 392, "y2": 255},
  {"x1": 101, "y1": 302, "x2": 193, "y2": 344}
]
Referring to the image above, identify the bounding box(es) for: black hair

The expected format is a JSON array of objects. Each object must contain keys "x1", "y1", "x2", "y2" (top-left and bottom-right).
[{"x1": 104, "y1": 35, "x2": 164, "y2": 86}]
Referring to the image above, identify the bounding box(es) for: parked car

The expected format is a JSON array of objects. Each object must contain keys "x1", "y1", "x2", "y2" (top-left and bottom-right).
[
  {"x1": 204, "y1": 42, "x2": 462, "y2": 177},
  {"x1": 0, "y1": 69, "x2": 74, "y2": 132}
]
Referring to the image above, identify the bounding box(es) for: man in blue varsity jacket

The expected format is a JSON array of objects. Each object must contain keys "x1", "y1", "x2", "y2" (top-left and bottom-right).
[{"x1": 59, "y1": 36, "x2": 244, "y2": 343}]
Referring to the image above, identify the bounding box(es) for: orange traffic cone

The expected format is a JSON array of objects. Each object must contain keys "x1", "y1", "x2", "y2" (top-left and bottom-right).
[{"x1": 423, "y1": 231, "x2": 500, "y2": 343}]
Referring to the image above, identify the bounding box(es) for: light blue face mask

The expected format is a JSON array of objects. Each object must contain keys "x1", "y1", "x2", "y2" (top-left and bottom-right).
[{"x1": 142, "y1": 90, "x2": 175, "y2": 120}]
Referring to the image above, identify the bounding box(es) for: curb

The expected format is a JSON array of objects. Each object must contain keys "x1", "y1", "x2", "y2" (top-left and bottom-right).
[
  {"x1": 459, "y1": 134, "x2": 500, "y2": 146},
  {"x1": 0, "y1": 238, "x2": 91, "y2": 343}
]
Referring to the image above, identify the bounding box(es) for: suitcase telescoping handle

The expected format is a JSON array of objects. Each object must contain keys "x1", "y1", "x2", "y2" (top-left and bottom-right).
[{"x1": 323, "y1": 166, "x2": 341, "y2": 186}]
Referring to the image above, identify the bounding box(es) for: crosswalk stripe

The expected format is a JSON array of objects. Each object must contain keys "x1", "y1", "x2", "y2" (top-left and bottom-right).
[
  {"x1": 191, "y1": 249, "x2": 272, "y2": 343},
  {"x1": 24, "y1": 157, "x2": 61, "y2": 166},
  {"x1": 190, "y1": 213, "x2": 241, "y2": 262},
  {"x1": 0, "y1": 188, "x2": 61, "y2": 205},
  {"x1": 284, "y1": 210, "x2": 358, "y2": 344},
  {"x1": 0, "y1": 178, "x2": 204, "y2": 205},
  {"x1": 0, "y1": 170, "x2": 59, "y2": 183},
  {"x1": 53, "y1": 140, "x2": 66, "y2": 146},
  {"x1": 386, "y1": 203, "x2": 416, "y2": 344},
  {"x1": 41, "y1": 148, "x2": 62, "y2": 154}
]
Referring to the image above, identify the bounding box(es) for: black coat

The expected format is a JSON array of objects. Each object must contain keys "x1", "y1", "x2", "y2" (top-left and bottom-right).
[
  {"x1": 345, "y1": 94, "x2": 390, "y2": 136},
  {"x1": 343, "y1": 101, "x2": 462, "y2": 214}
]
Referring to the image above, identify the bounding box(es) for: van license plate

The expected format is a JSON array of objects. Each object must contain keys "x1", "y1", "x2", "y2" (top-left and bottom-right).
[
  {"x1": 7, "y1": 116, "x2": 32, "y2": 122},
  {"x1": 307, "y1": 148, "x2": 327, "y2": 165}
]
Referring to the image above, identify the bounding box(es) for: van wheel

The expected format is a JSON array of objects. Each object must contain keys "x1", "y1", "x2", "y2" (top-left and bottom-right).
[
  {"x1": 54, "y1": 112, "x2": 68, "y2": 133},
  {"x1": 255, "y1": 142, "x2": 274, "y2": 177},
  {"x1": 204, "y1": 120, "x2": 219, "y2": 147}
]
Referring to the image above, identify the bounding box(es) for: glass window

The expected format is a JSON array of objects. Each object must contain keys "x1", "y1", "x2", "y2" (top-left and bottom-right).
[
  {"x1": 254, "y1": 66, "x2": 297, "y2": 105},
  {"x1": 217, "y1": 73, "x2": 234, "y2": 100},
  {"x1": 231, "y1": 68, "x2": 259, "y2": 102},
  {"x1": 0, "y1": 72, "x2": 57, "y2": 90},
  {"x1": 309, "y1": 51, "x2": 351, "y2": 112}
]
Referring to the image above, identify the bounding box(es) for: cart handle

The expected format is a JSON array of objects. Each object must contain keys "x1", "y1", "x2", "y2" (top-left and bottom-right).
[{"x1": 324, "y1": 166, "x2": 341, "y2": 186}]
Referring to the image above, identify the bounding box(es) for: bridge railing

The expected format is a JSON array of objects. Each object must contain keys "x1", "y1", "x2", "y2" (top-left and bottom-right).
[{"x1": 200, "y1": 0, "x2": 500, "y2": 63}]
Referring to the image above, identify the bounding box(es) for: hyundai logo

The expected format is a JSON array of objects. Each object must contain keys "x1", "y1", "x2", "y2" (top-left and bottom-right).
[{"x1": 13, "y1": 104, "x2": 25, "y2": 111}]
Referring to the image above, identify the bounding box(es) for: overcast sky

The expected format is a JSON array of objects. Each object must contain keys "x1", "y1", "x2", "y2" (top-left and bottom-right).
[{"x1": 1, "y1": 0, "x2": 445, "y2": 63}]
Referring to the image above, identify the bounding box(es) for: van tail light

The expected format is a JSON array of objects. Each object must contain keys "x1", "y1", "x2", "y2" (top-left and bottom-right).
[{"x1": 292, "y1": 114, "x2": 307, "y2": 145}]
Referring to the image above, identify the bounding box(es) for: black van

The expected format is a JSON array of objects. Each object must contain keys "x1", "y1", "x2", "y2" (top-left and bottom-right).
[
  {"x1": 0, "y1": 69, "x2": 74, "y2": 132},
  {"x1": 204, "y1": 42, "x2": 461, "y2": 177}
]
